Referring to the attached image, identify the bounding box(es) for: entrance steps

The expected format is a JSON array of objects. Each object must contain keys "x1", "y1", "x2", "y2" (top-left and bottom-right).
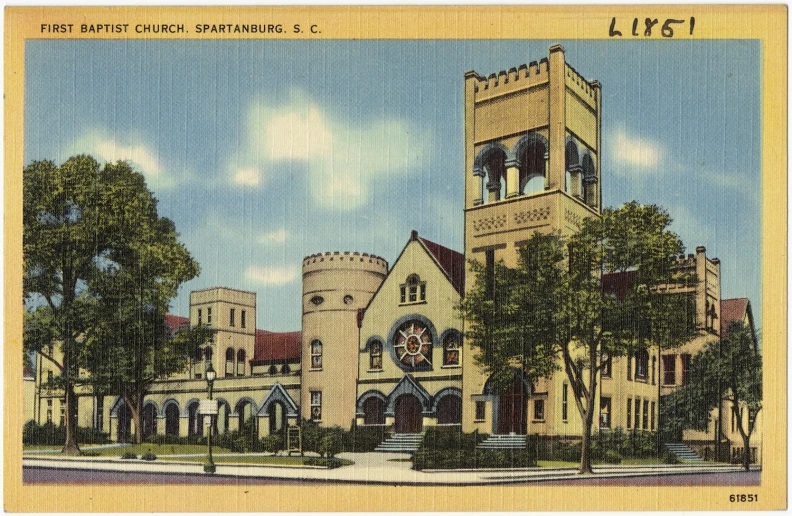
[
  {"x1": 375, "y1": 433, "x2": 424, "y2": 453},
  {"x1": 477, "y1": 434, "x2": 527, "y2": 450},
  {"x1": 664, "y1": 442, "x2": 704, "y2": 462}
]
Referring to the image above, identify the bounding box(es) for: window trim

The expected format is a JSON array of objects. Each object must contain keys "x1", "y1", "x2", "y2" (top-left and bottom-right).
[
  {"x1": 310, "y1": 391, "x2": 322, "y2": 422},
  {"x1": 399, "y1": 274, "x2": 427, "y2": 306},
  {"x1": 368, "y1": 341, "x2": 383, "y2": 371},
  {"x1": 532, "y1": 399, "x2": 545, "y2": 422},
  {"x1": 310, "y1": 340, "x2": 323, "y2": 370}
]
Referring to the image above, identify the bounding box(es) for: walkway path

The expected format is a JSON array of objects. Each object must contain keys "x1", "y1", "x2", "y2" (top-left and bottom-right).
[{"x1": 22, "y1": 452, "x2": 753, "y2": 485}]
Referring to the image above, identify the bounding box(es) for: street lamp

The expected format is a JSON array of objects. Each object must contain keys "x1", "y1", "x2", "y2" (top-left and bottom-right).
[{"x1": 204, "y1": 362, "x2": 217, "y2": 474}]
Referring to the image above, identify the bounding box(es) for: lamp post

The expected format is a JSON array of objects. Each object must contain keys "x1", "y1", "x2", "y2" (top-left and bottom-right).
[{"x1": 204, "y1": 362, "x2": 217, "y2": 474}]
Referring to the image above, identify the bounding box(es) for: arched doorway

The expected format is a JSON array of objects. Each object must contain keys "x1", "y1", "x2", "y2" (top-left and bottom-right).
[
  {"x1": 116, "y1": 401, "x2": 132, "y2": 443},
  {"x1": 165, "y1": 403, "x2": 180, "y2": 436},
  {"x1": 436, "y1": 395, "x2": 462, "y2": 425},
  {"x1": 394, "y1": 395, "x2": 423, "y2": 433},
  {"x1": 236, "y1": 400, "x2": 256, "y2": 434},
  {"x1": 187, "y1": 401, "x2": 201, "y2": 437},
  {"x1": 497, "y1": 374, "x2": 528, "y2": 435},
  {"x1": 142, "y1": 404, "x2": 157, "y2": 439},
  {"x1": 268, "y1": 401, "x2": 286, "y2": 435}
]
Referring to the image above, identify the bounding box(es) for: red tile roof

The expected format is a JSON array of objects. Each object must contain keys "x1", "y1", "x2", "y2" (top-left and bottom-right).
[
  {"x1": 416, "y1": 231, "x2": 465, "y2": 294},
  {"x1": 720, "y1": 298, "x2": 749, "y2": 336},
  {"x1": 164, "y1": 314, "x2": 189, "y2": 334},
  {"x1": 23, "y1": 365, "x2": 34, "y2": 379},
  {"x1": 252, "y1": 330, "x2": 301, "y2": 364}
]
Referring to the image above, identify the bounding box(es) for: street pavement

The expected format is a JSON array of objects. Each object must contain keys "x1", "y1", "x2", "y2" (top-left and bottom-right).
[{"x1": 22, "y1": 451, "x2": 756, "y2": 485}]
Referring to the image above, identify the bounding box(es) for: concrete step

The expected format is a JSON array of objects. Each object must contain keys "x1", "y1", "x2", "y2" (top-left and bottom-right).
[
  {"x1": 477, "y1": 434, "x2": 527, "y2": 450},
  {"x1": 664, "y1": 442, "x2": 704, "y2": 462},
  {"x1": 374, "y1": 433, "x2": 424, "y2": 453}
]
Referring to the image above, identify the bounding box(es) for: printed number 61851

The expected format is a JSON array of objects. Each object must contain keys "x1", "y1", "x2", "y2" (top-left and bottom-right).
[{"x1": 730, "y1": 494, "x2": 758, "y2": 503}]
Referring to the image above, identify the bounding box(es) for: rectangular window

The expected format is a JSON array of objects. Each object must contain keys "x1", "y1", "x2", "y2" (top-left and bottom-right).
[
  {"x1": 241, "y1": 310, "x2": 246, "y2": 329},
  {"x1": 663, "y1": 354, "x2": 676, "y2": 385},
  {"x1": 634, "y1": 397, "x2": 641, "y2": 430},
  {"x1": 626, "y1": 398, "x2": 632, "y2": 429},
  {"x1": 642, "y1": 400, "x2": 649, "y2": 430},
  {"x1": 651, "y1": 401, "x2": 656, "y2": 430},
  {"x1": 230, "y1": 308, "x2": 235, "y2": 327},
  {"x1": 601, "y1": 353, "x2": 612, "y2": 377},
  {"x1": 207, "y1": 307, "x2": 212, "y2": 324},
  {"x1": 533, "y1": 399, "x2": 544, "y2": 421},
  {"x1": 311, "y1": 340, "x2": 323, "y2": 369},
  {"x1": 95, "y1": 395, "x2": 104, "y2": 431},
  {"x1": 732, "y1": 410, "x2": 736, "y2": 433},
  {"x1": 369, "y1": 342, "x2": 383, "y2": 370},
  {"x1": 400, "y1": 286, "x2": 406, "y2": 303},
  {"x1": 627, "y1": 355, "x2": 632, "y2": 380},
  {"x1": 599, "y1": 397, "x2": 611, "y2": 428},
  {"x1": 419, "y1": 283, "x2": 426, "y2": 301},
  {"x1": 198, "y1": 309, "x2": 202, "y2": 325},
  {"x1": 652, "y1": 356, "x2": 656, "y2": 385},
  {"x1": 475, "y1": 401, "x2": 486, "y2": 421},
  {"x1": 681, "y1": 354, "x2": 691, "y2": 386},
  {"x1": 409, "y1": 284, "x2": 417, "y2": 302},
  {"x1": 47, "y1": 370, "x2": 53, "y2": 383},
  {"x1": 60, "y1": 402, "x2": 66, "y2": 427},
  {"x1": 562, "y1": 383, "x2": 568, "y2": 422},
  {"x1": 310, "y1": 391, "x2": 322, "y2": 421}
]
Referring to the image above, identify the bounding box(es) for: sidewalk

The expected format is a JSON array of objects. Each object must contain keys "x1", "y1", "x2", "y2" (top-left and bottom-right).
[{"x1": 23, "y1": 451, "x2": 751, "y2": 485}]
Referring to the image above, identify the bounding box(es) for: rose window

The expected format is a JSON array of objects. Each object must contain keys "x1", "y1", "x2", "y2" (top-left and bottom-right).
[{"x1": 394, "y1": 320, "x2": 433, "y2": 369}]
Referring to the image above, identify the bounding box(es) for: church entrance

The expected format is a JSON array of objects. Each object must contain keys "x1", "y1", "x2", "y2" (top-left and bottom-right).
[
  {"x1": 116, "y1": 401, "x2": 132, "y2": 443},
  {"x1": 497, "y1": 374, "x2": 528, "y2": 435},
  {"x1": 268, "y1": 401, "x2": 286, "y2": 435},
  {"x1": 394, "y1": 395, "x2": 423, "y2": 433}
]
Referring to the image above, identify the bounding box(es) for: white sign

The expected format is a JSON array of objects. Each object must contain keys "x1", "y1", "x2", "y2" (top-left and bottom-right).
[{"x1": 199, "y1": 399, "x2": 218, "y2": 415}]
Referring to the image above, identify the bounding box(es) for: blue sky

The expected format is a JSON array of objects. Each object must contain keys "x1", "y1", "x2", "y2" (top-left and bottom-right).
[{"x1": 25, "y1": 39, "x2": 762, "y2": 332}]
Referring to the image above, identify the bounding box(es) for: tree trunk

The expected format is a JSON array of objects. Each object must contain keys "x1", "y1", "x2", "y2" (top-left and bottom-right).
[
  {"x1": 578, "y1": 345, "x2": 598, "y2": 474},
  {"x1": 62, "y1": 384, "x2": 81, "y2": 455},
  {"x1": 741, "y1": 433, "x2": 751, "y2": 471},
  {"x1": 126, "y1": 393, "x2": 143, "y2": 445}
]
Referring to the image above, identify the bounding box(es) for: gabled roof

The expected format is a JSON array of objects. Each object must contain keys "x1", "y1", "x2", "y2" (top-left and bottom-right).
[
  {"x1": 414, "y1": 231, "x2": 465, "y2": 294},
  {"x1": 252, "y1": 330, "x2": 301, "y2": 364},
  {"x1": 720, "y1": 298, "x2": 750, "y2": 337},
  {"x1": 164, "y1": 314, "x2": 189, "y2": 334}
]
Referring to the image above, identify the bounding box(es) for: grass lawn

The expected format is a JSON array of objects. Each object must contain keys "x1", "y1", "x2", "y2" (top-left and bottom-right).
[
  {"x1": 24, "y1": 443, "x2": 233, "y2": 456},
  {"x1": 538, "y1": 460, "x2": 579, "y2": 468},
  {"x1": 23, "y1": 444, "x2": 111, "y2": 451}
]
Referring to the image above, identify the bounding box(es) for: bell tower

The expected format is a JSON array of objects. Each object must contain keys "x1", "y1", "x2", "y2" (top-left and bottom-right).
[
  {"x1": 463, "y1": 44, "x2": 602, "y2": 270},
  {"x1": 462, "y1": 45, "x2": 603, "y2": 434}
]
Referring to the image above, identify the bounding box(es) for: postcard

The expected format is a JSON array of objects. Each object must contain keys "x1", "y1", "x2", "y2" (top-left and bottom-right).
[{"x1": 5, "y1": 5, "x2": 786, "y2": 512}]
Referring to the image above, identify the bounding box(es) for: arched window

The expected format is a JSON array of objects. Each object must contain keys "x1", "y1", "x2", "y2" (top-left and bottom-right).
[
  {"x1": 400, "y1": 274, "x2": 426, "y2": 304},
  {"x1": 310, "y1": 340, "x2": 323, "y2": 369},
  {"x1": 369, "y1": 340, "x2": 383, "y2": 370},
  {"x1": 225, "y1": 347, "x2": 235, "y2": 376},
  {"x1": 203, "y1": 347, "x2": 213, "y2": 375},
  {"x1": 519, "y1": 138, "x2": 547, "y2": 195},
  {"x1": 236, "y1": 349, "x2": 246, "y2": 376},
  {"x1": 363, "y1": 396, "x2": 385, "y2": 425},
  {"x1": 282, "y1": 364, "x2": 291, "y2": 374},
  {"x1": 483, "y1": 148, "x2": 507, "y2": 202},
  {"x1": 165, "y1": 403, "x2": 180, "y2": 436},
  {"x1": 436, "y1": 395, "x2": 462, "y2": 424},
  {"x1": 582, "y1": 154, "x2": 597, "y2": 207},
  {"x1": 443, "y1": 333, "x2": 460, "y2": 366},
  {"x1": 187, "y1": 401, "x2": 201, "y2": 437},
  {"x1": 635, "y1": 348, "x2": 649, "y2": 380},
  {"x1": 268, "y1": 364, "x2": 278, "y2": 375},
  {"x1": 565, "y1": 140, "x2": 580, "y2": 169}
]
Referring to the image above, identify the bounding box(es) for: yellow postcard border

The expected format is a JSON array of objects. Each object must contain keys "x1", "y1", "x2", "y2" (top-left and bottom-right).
[{"x1": 4, "y1": 5, "x2": 787, "y2": 512}]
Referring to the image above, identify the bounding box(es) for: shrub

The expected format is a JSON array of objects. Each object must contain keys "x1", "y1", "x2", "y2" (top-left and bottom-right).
[
  {"x1": 299, "y1": 420, "x2": 345, "y2": 457},
  {"x1": 412, "y1": 429, "x2": 536, "y2": 470},
  {"x1": 260, "y1": 433, "x2": 284, "y2": 454},
  {"x1": 343, "y1": 423, "x2": 388, "y2": 453},
  {"x1": 305, "y1": 457, "x2": 345, "y2": 469},
  {"x1": 319, "y1": 430, "x2": 344, "y2": 458},
  {"x1": 120, "y1": 452, "x2": 137, "y2": 459},
  {"x1": 141, "y1": 452, "x2": 157, "y2": 461},
  {"x1": 23, "y1": 421, "x2": 110, "y2": 446},
  {"x1": 144, "y1": 433, "x2": 205, "y2": 446}
]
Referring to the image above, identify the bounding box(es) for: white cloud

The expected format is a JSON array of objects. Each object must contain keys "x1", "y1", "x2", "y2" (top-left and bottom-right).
[
  {"x1": 244, "y1": 265, "x2": 299, "y2": 285},
  {"x1": 71, "y1": 130, "x2": 174, "y2": 189},
  {"x1": 236, "y1": 89, "x2": 431, "y2": 211},
  {"x1": 258, "y1": 228, "x2": 288, "y2": 244},
  {"x1": 611, "y1": 129, "x2": 662, "y2": 168},
  {"x1": 232, "y1": 166, "x2": 262, "y2": 186}
]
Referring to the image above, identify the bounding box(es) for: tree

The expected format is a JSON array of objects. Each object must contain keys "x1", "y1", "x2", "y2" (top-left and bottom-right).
[
  {"x1": 23, "y1": 155, "x2": 199, "y2": 453},
  {"x1": 460, "y1": 202, "x2": 697, "y2": 474},
  {"x1": 666, "y1": 321, "x2": 761, "y2": 471}
]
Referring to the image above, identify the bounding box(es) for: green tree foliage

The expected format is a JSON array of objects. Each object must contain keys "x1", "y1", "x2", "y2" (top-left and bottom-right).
[
  {"x1": 23, "y1": 155, "x2": 199, "y2": 453},
  {"x1": 664, "y1": 321, "x2": 761, "y2": 470},
  {"x1": 460, "y1": 202, "x2": 697, "y2": 474}
]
